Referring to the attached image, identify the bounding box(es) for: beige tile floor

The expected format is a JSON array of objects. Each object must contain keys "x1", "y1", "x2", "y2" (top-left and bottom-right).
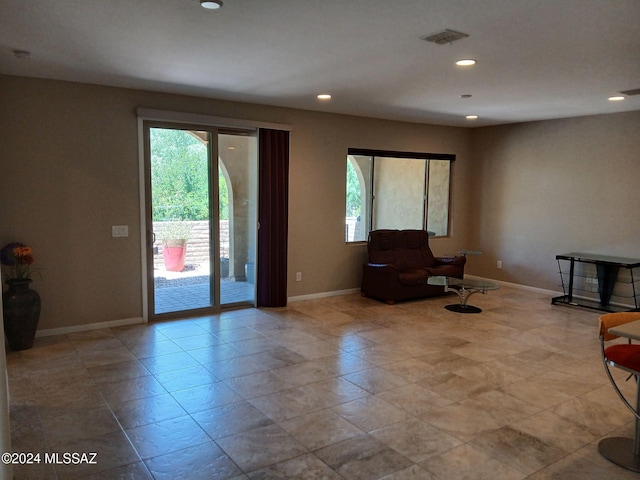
[{"x1": 6, "y1": 286, "x2": 640, "y2": 479}]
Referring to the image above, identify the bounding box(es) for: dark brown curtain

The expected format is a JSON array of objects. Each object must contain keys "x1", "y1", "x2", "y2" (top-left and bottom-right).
[{"x1": 257, "y1": 128, "x2": 290, "y2": 307}]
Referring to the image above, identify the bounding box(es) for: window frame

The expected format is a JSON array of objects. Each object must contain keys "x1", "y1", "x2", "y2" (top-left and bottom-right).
[{"x1": 346, "y1": 148, "x2": 455, "y2": 243}]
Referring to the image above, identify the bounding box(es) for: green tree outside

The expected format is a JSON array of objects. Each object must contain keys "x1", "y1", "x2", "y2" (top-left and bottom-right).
[
  {"x1": 346, "y1": 159, "x2": 361, "y2": 217},
  {"x1": 150, "y1": 128, "x2": 229, "y2": 221}
]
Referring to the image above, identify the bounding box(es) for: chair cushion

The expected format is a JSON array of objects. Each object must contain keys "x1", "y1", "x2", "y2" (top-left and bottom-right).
[
  {"x1": 400, "y1": 230, "x2": 436, "y2": 267},
  {"x1": 368, "y1": 230, "x2": 398, "y2": 264},
  {"x1": 427, "y1": 264, "x2": 462, "y2": 277},
  {"x1": 395, "y1": 248, "x2": 430, "y2": 270},
  {"x1": 397, "y1": 269, "x2": 429, "y2": 286},
  {"x1": 605, "y1": 344, "x2": 640, "y2": 372}
]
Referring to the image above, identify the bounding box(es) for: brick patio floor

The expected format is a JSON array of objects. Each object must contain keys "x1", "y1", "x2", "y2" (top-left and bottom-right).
[{"x1": 154, "y1": 279, "x2": 254, "y2": 314}]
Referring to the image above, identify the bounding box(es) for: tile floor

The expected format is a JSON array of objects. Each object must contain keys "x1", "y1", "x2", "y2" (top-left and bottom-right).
[{"x1": 6, "y1": 286, "x2": 640, "y2": 479}]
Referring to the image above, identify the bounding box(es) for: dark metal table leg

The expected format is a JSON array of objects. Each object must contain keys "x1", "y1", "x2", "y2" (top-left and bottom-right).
[{"x1": 567, "y1": 258, "x2": 575, "y2": 303}]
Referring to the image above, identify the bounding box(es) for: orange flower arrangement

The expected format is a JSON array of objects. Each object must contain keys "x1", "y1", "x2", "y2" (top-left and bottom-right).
[{"x1": 0, "y1": 242, "x2": 37, "y2": 281}]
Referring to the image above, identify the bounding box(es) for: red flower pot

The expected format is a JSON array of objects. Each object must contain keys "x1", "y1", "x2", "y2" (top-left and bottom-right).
[{"x1": 162, "y1": 240, "x2": 187, "y2": 272}]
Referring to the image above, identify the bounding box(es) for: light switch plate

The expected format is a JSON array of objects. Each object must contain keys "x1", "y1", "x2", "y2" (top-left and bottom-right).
[{"x1": 112, "y1": 225, "x2": 129, "y2": 237}]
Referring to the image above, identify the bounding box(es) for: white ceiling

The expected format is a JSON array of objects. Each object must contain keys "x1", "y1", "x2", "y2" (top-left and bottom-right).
[{"x1": 2, "y1": 0, "x2": 639, "y2": 127}]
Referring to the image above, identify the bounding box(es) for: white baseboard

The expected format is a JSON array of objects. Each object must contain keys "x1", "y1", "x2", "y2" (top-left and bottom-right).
[
  {"x1": 287, "y1": 280, "x2": 559, "y2": 305},
  {"x1": 465, "y1": 275, "x2": 637, "y2": 310},
  {"x1": 33, "y1": 277, "x2": 634, "y2": 337},
  {"x1": 288, "y1": 288, "x2": 361, "y2": 303},
  {"x1": 464, "y1": 274, "x2": 561, "y2": 297},
  {"x1": 36, "y1": 317, "x2": 146, "y2": 337}
]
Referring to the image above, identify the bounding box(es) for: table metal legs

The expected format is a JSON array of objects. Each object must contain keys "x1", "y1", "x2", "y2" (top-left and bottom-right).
[
  {"x1": 599, "y1": 375, "x2": 640, "y2": 472},
  {"x1": 444, "y1": 286, "x2": 484, "y2": 314}
]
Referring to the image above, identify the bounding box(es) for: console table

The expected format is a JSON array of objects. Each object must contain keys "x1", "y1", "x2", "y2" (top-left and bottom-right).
[{"x1": 552, "y1": 252, "x2": 640, "y2": 312}]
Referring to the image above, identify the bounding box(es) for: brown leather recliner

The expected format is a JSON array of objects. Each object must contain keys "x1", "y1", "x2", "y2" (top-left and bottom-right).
[{"x1": 361, "y1": 229, "x2": 466, "y2": 304}]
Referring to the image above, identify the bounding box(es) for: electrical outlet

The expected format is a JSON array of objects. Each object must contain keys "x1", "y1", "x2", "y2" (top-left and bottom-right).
[
  {"x1": 497, "y1": 260, "x2": 503, "y2": 269},
  {"x1": 296, "y1": 272, "x2": 302, "y2": 282},
  {"x1": 112, "y1": 225, "x2": 129, "y2": 237}
]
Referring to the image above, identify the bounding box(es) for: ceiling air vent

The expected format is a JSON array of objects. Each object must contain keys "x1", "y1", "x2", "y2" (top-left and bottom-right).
[
  {"x1": 620, "y1": 88, "x2": 640, "y2": 96},
  {"x1": 421, "y1": 29, "x2": 469, "y2": 45}
]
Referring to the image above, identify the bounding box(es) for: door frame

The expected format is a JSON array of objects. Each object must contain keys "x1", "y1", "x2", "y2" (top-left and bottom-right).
[
  {"x1": 136, "y1": 108, "x2": 291, "y2": 322},
  {"x1": 142, "y1": 121, "x2": 221, "y2": 321}
]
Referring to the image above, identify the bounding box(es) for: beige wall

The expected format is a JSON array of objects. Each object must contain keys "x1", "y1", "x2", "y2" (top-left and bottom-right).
[
  {"x1": 4, "y1": 74, "x2": 635, "y2": 331},
  {"x1": 285, "y1": 112, "x2": 473, "y2": 296},
  {"x1": 0, "y1": 75, "x2": 472, "y2": 330},
  {"x1": 468, "y1": 111, "x2": 640, "y2": 294}
]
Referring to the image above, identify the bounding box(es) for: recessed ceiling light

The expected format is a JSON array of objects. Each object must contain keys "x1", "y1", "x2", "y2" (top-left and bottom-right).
[
  {"x1": 456, "y1": 59, "x2": 476, "y2": 66},
  {"x1": 466, "y1": 115, "x2": 478, "y2": 120},
  {"x1": 608, "y1": 96, "x2": 625, "y2": 101},
  {"x1": 200, "y1": 0, "x2": 223, "y2": 9},
  {"x1": 317, "y1": 94, "x2": 332, "y2": 100}
]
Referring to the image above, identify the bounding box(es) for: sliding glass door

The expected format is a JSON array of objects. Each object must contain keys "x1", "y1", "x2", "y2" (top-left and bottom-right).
[
  {"x1": 218, "y1": 132, "x2": 258, "y2": 305},
  {"x1": 144, "y1": 124, "x2": 256, "y2": 319}
]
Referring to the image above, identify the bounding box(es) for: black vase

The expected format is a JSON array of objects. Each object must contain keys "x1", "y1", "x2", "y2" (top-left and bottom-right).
[{"x1": 3, "y1": 279, "x2": 41, "y2": 351}]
